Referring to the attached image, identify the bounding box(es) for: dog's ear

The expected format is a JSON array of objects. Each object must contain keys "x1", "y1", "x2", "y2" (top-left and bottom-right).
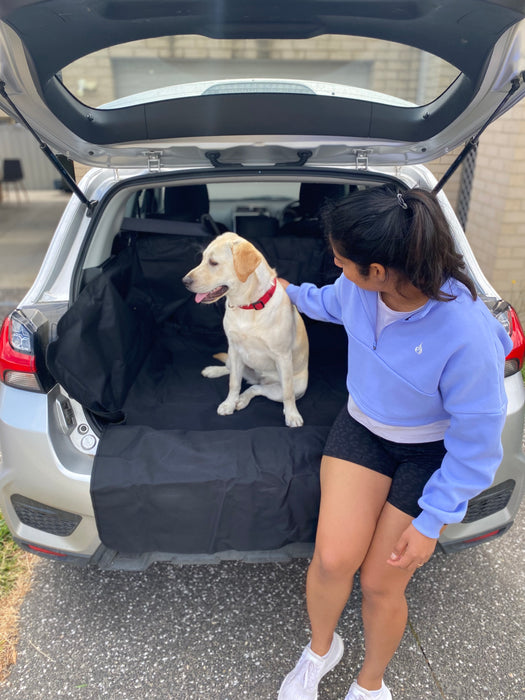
[{"x1": 232, "y1": 240, "x2": 263, "y2": 283}]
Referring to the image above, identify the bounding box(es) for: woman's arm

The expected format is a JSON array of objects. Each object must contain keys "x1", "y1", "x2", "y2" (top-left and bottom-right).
[
  {"x1": 411, "y1": 328, "x2": 508, "y2": 540},
  {"x1": 389, "y1": 314, "x2": 510, "y2": 569},
  {"x1": 282, "y1": 275, "x2": 346, "y2": 324}
]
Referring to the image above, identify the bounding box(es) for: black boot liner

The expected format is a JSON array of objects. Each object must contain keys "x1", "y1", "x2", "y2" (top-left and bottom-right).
[{"x1": 47, "y1": 220, "x2": 348, "y2": 555}]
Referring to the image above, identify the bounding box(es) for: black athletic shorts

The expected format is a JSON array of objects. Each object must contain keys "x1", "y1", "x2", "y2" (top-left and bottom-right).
[{"x1": 323, "y1": 407, "x2": 447, "y2": 518}]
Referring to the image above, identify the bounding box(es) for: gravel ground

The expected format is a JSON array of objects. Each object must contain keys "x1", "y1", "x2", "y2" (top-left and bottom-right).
[{"x1": 0, "y1": 508, "x2": 523, "y2": 700}]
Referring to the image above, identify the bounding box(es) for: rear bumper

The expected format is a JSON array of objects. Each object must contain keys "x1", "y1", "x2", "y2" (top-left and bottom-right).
[{"x1": 0, "y1": 384, "x2": 100, "y2": 558}]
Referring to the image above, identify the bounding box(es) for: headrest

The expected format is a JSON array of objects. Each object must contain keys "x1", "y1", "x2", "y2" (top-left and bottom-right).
[
  {"x1": 163, "y1": 185, "x2": 210, "y2": 221},
  {"x1": 299, "y1": 183, "x2": 346, "y2": 217}
]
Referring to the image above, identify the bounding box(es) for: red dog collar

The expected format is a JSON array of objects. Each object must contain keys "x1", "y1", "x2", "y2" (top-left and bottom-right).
[{"x1": 238, "y1": 278, "x2": 278, "y2": 310}]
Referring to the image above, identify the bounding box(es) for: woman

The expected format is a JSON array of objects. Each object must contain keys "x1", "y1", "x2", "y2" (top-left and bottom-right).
[{"x1": 277, "y1": 185, "x2": 511, "y2": 700}]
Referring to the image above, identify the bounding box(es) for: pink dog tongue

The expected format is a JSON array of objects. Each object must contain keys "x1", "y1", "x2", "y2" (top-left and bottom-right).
[{"x1": 195, "y1": 292, "x2": 208, "y2": 304}]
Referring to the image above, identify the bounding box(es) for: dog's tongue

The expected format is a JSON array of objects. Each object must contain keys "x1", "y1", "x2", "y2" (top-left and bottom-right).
[{"x1": 194, "y1": 292, "x2": 208, "y2": 304}]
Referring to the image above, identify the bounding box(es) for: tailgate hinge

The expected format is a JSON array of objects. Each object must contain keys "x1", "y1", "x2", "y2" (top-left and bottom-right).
[
  {"x1": 354, "y1": 149, "x2": 370, "y2": 170},
  {"x1": 146, "y1": 151, "x2": 162, "y2": 172}
]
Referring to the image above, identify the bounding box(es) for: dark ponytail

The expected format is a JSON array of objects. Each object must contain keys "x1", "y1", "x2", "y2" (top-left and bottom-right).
[{"x1": 321, "y1": 184, "x2": 477, "y2": 301}]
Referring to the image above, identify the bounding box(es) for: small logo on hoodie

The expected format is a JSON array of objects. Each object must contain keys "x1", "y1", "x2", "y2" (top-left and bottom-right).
[{"x1": 415, "y1": 343, "x2": 423, "y2": 355}]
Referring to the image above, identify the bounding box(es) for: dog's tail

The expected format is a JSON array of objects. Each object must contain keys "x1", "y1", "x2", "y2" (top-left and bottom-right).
[{"x1": 212, "y1": 352, "x2": 228, "y2": 364}]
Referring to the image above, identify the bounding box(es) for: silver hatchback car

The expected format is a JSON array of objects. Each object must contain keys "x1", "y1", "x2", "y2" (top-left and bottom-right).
[{"x1": 0, "y1": 0, "x2": 524, "y2": 569}]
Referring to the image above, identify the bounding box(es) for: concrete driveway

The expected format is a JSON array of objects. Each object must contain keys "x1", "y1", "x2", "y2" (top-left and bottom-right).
[
  {"x1": 0, "y1": 513, "x2": 524, "y2": 700},
  {"x1": 0, "y1": 192, "x2": 524, "y2": 700},
  {"x1": 0, "y1": 190, "x2": 72, "y2": 319}
]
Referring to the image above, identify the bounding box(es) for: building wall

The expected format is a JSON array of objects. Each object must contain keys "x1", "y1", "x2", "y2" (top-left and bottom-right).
[
  {"x1": 0, "y1": 122, "x2": 58, "y2": 190},
  {"x1": 60, "y1": 34, "x2": 456, "y2": 107},
  {"x1": 465, "y1": 99, "x2": 525, "y2": 316}
]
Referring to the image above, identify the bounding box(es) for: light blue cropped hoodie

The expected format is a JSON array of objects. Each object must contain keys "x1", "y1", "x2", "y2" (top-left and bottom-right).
[{"x1": 286, "y1": 274, "x2": 512, "y2": 539}]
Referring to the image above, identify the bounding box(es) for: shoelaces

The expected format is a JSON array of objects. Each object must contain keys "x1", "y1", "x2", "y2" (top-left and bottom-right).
[{"x1": 301, "y1": 655, "x2": 323, "y2": 692}]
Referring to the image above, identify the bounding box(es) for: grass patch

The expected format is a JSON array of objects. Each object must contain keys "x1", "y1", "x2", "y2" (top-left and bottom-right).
[
  {"x1": 0, "y1": 512, "x2": 35, "y2": 683},
  {"x1": 0, "y1": 516, "x2": 25, "y2": 596}
]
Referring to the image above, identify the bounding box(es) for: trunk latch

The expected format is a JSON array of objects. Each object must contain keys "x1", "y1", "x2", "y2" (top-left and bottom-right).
[
  {"x1": 354, "y1": 150, "x2": 370, "y2": 170},
  {"x1": 146, "y1": 151, "x2": 162, "y2": 172}
]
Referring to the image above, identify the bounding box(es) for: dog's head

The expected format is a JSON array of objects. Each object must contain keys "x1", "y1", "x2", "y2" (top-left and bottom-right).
[{"x1": 182, "y1": 232, "x2": 264, "y2": 303}]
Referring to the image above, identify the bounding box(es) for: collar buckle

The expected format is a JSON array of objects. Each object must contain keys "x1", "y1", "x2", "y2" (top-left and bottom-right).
[{"x1": 238, "y1": 278, "x2": 277, "y2": 311}]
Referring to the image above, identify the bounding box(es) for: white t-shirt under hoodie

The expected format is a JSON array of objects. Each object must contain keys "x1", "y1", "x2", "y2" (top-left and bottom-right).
[{"x1": 347, "y1": 292, "x2": 451, "y2": 443}]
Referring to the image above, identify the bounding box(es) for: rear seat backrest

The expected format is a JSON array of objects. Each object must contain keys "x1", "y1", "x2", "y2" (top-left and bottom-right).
[
  {"x1": 235, "y1": 214, "x2": 279, "y2": 239},
  {"x1": 112, "y1": 206, "x2": 338, "y2": 333},
  {"x1": 280, "y1": 183, "x2": 347, "y2": 237},
  {"x1": 159, "y1": 184, "x2": 210, "y2": 221},
  {"x1": 151, "y1": 184, "x2": 226, "y2": 235}
]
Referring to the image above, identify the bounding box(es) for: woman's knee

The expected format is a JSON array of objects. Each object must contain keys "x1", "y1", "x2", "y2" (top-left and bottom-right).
[
  {"x1": 311, "y1": 545, "x2": 360, "y2": 581},
  {"x1": 359, "y1": 567, "x2": 409, "y2": 604}
]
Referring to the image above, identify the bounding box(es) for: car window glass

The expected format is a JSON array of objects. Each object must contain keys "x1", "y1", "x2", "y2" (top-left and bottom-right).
[{"x1": 57, "y1": 35, "x2": 460, "y2": 110}]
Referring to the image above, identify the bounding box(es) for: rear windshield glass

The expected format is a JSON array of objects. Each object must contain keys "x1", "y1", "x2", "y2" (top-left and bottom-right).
[{"x1": 58, "y1": 35, "x2": 460, "y2": 110}]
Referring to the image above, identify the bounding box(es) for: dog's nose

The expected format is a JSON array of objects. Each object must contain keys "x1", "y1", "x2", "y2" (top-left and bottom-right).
[{"x1": 182, "y1": 274, "x2": 193, "y2": 289}]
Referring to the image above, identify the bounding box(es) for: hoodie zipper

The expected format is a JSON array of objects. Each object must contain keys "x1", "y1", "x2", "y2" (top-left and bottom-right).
[{"x1": 372, "y1": 299, "x2": 433, "y2": 351}]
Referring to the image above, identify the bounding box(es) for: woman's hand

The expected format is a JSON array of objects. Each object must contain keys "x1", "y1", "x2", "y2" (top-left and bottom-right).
[
  {"x1": 387, "y1": 523, "x2": 437, "y2": 571},
  {"x1": 277, "y1": 277, "x2": 291, "y2": 290}
]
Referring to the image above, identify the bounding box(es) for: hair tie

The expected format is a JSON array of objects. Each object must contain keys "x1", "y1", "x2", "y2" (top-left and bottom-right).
[{"x1": 397, "y1": 192, "x2": 408, "y2": 210}]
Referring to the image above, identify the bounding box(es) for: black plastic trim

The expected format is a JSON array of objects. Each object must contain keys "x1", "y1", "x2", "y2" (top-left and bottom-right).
[
  {"x1": 42, "y1": 73, "x2": 476, "y2": 146},
  {"x1": 11, "y1": 494, "x2": 82, "y2": 536},
  {"x1": 3, "y1": 1, "x2": 525, "y2": 82},
  {"x1": 439, "y1": 522, "x2": 513, "y2": 554}
]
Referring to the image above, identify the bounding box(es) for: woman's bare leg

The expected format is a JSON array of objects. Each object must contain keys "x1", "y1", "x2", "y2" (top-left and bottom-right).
[
  {"x1": 306, "y1": 456, "x2": 392, "y2": 656},
  {"x1": 356, "y1": 503, "x2": 416, "y2": 690}
]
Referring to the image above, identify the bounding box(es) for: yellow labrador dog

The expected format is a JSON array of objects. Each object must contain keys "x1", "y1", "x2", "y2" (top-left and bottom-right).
[{"x1": 182, "y1": 232, "x2": 308, "y2": 427}]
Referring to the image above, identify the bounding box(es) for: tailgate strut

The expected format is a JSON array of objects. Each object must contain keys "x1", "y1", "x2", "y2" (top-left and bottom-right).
[
  {"x1": 433, "y1": 75, "x2": 523, "y2": 193},
  {"x1": 0, "y1": 80, "x2": 98, "y2": 214}
]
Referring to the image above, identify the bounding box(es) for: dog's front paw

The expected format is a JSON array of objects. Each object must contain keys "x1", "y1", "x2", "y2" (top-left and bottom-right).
[
  {"x1": 217, "y1": 399, "x2": 237, "y2": 416},
  {"x1": 285, "y1": 409, "x2": 304, "y2": 428},
  {"x1": 202, "y1": 365, "x2": 229, "y2": 379},
  {"x1": 235, "y1": 391, "x2": 253, "y2": 411}
]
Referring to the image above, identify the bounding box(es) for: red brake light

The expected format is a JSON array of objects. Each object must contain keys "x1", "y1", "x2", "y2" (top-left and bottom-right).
[
  {"x1": 26, "y1": 544, "x2": 66, "y2": 557},
  {"x1": 0, "y1": 315, "x2": 41, "y2": 392},
  {"x1": 462, "y1": 529, "x2": 504, "y2": 545},
  {"x1": 505, "y1": 306, "x2": 525, "y2": 375}
]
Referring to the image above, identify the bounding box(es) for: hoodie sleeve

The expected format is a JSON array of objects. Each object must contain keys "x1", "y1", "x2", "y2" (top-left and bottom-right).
[
  {"x1": 413, "y1": 313, "x2": 512, "y2": 539},
  {"x1": 285, "y1": 275, "x2": 345, "y2": 324}
]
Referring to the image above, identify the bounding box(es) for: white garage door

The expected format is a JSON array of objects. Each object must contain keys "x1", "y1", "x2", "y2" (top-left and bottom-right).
[{"x1": 112, "y1": 57, "x2": 371, "y2": 100}]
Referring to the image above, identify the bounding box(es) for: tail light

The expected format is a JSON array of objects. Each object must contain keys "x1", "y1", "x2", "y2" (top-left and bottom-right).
[
  {"x1": 496, "y1": 304, "x2": 525, "y2": 378},
  {"x1": 0, "y1": 311, "x2": 43, "y2": 392}
]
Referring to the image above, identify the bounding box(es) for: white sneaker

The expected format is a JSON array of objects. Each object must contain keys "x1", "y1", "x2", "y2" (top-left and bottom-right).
[
  {"x1": 278, "y1": 633, "x2": 344, "y2": 700},
  {"x1": 344, "y1": 680, "x2": 392, "y2": 700}
]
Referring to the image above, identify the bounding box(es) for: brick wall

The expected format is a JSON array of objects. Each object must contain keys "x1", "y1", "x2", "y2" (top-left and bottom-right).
[
  {"x1": 61, "y1": 35, "x2": 456, "y2": 108},
  {"x1": 465, "y1": 99, "x2": 525, "y2": 315}
]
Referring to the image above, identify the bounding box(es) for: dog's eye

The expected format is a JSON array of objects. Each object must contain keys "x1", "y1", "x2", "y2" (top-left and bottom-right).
[{"x1": 209, "y1": 260, "x2": 219, "y2": 267}]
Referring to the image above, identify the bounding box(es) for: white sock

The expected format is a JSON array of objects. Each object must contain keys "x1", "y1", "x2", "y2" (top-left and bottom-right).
[
  {"x1": 355, "y1": 681, "x2": 384, "y2": 697},
  {"x1": 308, "y1": 635, "x2": 334, "y2": 659}
]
